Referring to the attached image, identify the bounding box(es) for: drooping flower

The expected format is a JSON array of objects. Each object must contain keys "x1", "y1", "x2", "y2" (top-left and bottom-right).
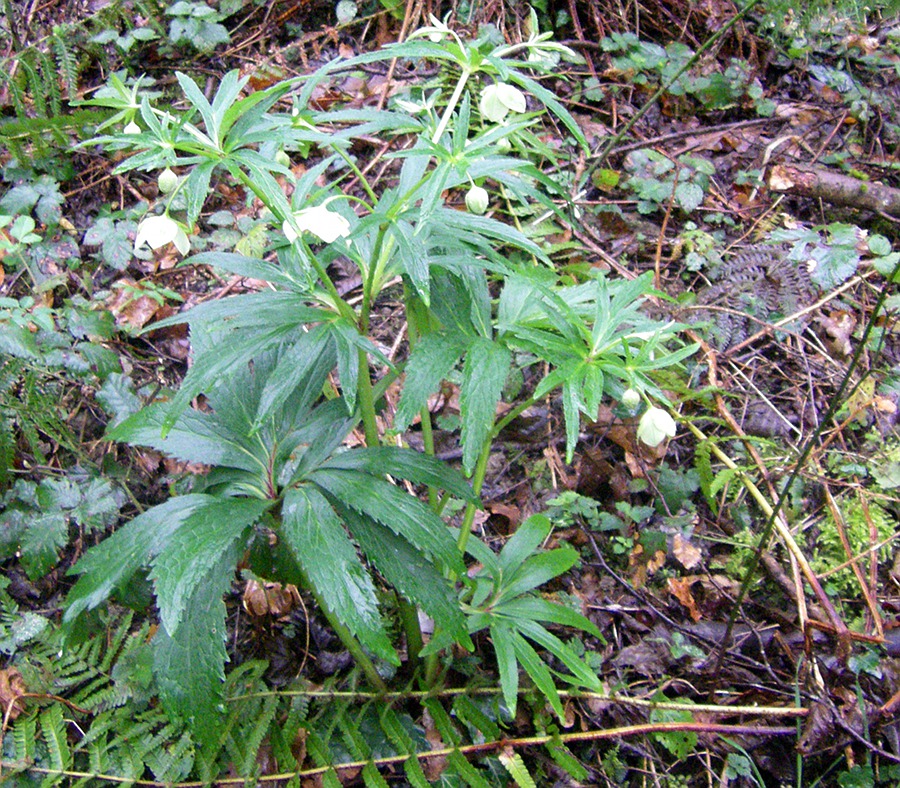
[
  {"x1": 479, "y1": 83, "x2": 527, "y2": 123},
  {"x1": 465, "y1": 184, "x2": 489, "y2": 215},
  {"x1": 637, "y1": 406, "x2": 677, "y2": 447},
  {"x1": 283, "y1": 203, "x2": 351, "y2": 244},
  {"x1": 134, "y1": 214, "x2": 190, "y2": 256}
]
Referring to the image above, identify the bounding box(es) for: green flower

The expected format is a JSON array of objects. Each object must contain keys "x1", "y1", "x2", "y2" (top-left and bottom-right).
[{"x1": 637, "y1": 406, "x2": 676, "y2": 447}]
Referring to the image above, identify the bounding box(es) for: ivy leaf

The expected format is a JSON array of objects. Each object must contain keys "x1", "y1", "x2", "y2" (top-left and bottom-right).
[
  {"x1": 459, "y1": 338, "x2": 510, "y2": 475},
  {"x1": 675, "y1": 181, "x2": 704, "y2": 213},
  {"x1": 281, "y1": 487, "x2": 396, "y2": 663},
  {"x1": 150, "y1": 497, "x2": 271, "y2": 634}
]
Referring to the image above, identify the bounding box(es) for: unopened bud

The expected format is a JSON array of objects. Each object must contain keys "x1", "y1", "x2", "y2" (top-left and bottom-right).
[
  {"x1": 622, "y1": 388, "x2": 640, "y2": 409},
  {"x1": 465, "y1": 185, "x2": 489, "y2": 215},
  {"x1": 157, "y1": 168, "x2": 178, "y2": 194}
]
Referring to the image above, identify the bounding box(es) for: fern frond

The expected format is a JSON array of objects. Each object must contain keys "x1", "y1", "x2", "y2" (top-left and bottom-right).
[
  {"x1": 498, "y1": 750, "x2": 537, "y2": 788},
  {"x1": 39, "y1": 704, "x2": 72, "y2": 778},
  {"x1": 51, "y1": 26, "x2": 79, "y2": 101},
  {"x1": 12, "y1": 712, "x2": 38, "y2": 766},
  {"x1": 545, "y1": 729, "x2": 589, "y2": 781},
  {"x1": 379, "y1": 706, "x2": 430, "y2": 788},
  {"x1": 452, "y1": 694, "x2": 501, "y2": 742}
]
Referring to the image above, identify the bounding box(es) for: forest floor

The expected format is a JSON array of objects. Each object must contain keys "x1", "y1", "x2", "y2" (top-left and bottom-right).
[{"x1": 2, "y1": 0, "x2": 900, "y2": 785}]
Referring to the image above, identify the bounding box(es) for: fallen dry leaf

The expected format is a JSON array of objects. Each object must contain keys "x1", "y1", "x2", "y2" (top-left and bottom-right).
[
  {"x1": 667, "y1": 576, "x2": 702, "y2": 621},
  {"x1": 673, "y1": 533, "x2": 702, "y2": 570},
  {"x1": 0, "y1": 667, "x2": 27, "y2": 720}
]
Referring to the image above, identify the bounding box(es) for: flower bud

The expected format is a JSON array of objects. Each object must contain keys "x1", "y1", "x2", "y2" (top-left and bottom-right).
[
  {"x1": 123, "y1": 120, "x2": 141, "y2": 135},
  {"x1": 275, "y1": 150, "x2": 291, "y2": 169},
  {"x1": 622, "y1": 388, "x2": 641, "y2": 409},
  {"x1": 157, "y1": 168, "x2": 178, "y2": 194},
  {"x1": 465, "y1": 185, "x2": 489, "y2": 215}
]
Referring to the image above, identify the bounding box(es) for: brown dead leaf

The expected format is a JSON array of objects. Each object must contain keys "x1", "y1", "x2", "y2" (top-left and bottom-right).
[
  {"x1": 242, "y1": 580, "x2": 301, "y2": 618},
  {"x1": 817, "y1": 310, "x2": 856, "y2": 358},
  {"x1": 672, "y1": 533, "x2": 702, "y2": 570},
  {"x1": 106, "y1": 279, "x2": 165, "y2": 330},
  {"x1": 0, "y1": 667, "x2": 27, "y2": 720},
  {"x1": 628, "y1": 543, "x2": 666, "y2": 589},
  {"x1": 667, "y1": 576, "x2": 702, "y2": 621}
]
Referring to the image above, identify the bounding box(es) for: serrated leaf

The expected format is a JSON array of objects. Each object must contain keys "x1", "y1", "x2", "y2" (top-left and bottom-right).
[
  {"x1": 282, "y1": 487, "x2": 395, "y2": 663},
  {"x1": 459, "y1": 338, "x2": 510, "y2": 474},
  {"x1": 510, "y1": 628, "x2": 564, "y2": 719},
  {"x1": 321, "y1": 446, "x2": 476, "y2": 502},
  {"x1": 341, "y1": 506, "x2": 470, "y2": 648},
  {"x1": 153, "y1": 541, "x2": 240, "y2": 747},
  {"x1": 311, "y1": 468, "x2": 463, "y2": 574},
  {"x1": 395, "y1": 331, "x2": 466, "y2": 431},
  {"x1": 490, "y1": 622, "x2": 520, "y2": 714},
  {"x1": 150, "y1": 497, "x2": 270, "y2": 634},
  {"x1": 96, "y1": 373, "x2": 142, "y2": 426},
  {"x1": 107, "y1": 402, "x2": 268, "y2": 474},
  {"x1": 20, "y1": 509, "x2": 68, "y2": 579}
]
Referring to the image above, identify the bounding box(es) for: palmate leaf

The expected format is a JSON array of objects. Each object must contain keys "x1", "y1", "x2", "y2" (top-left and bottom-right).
[{"x1": 281, "y1": 487, "x2": 395, "y2": 663}]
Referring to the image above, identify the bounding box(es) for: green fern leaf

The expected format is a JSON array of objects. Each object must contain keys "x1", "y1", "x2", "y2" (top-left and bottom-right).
[
  {"x1": 362, "y1": 761, "x2": 390, "y2": 788},
  {"x1": 546, "y1": 730, "x2": 589, "y2": 781},
  {"x1": 39, "y1": 704, "x2": 72, "y2": 780},
  {"x1": 13, "y1": 713, "x2": 37, "y2": 766},
  {"x1": 307, "y1": 730, "x2": 344, "y2": 788},
  {"x1": 448, "y1": 750, "x2": 492, "y2": 788},
  {"x1": 379, "y1": 706, "x2": 431, "y2": 788},
  {"x1": 451, "y1": 695, "x2": 500, "y2": 742},
  {"x1": 498, "y1": 750, "x2": 537, "y2": 788},
  {"x1": 709, "y1": 466, "x2": 740, "y2": 499}
]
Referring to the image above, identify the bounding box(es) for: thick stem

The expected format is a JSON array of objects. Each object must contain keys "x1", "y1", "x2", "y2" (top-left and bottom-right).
[{"x1": 356, "y1": 348, "x2": 380, "y2": 448}]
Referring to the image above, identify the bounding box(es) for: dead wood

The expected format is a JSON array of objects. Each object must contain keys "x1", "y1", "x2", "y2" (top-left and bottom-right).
[{"x1": 767, "y1": 162, "x2": 900, "y2": 217}]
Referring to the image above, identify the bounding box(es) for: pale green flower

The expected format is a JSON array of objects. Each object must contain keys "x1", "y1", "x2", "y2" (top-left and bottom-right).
[
  {"x1": 134, "y1": 214, "x2": 190, "y2": 255},
  {"x1": 479, "y1": 83, "x2": 527, "y2": 123},
  {"x1": 465, "y1": 185, "x2": 489, "y2": 215},
  {"x1": 283, "y1": 203, "x2": 351, "y2": 244},
  {"x1": 637, "y1": 406, "x2": 677, "y2": 447},
  {"x1": 123, "y1": 120, "x2": 141, "y2": 135}
]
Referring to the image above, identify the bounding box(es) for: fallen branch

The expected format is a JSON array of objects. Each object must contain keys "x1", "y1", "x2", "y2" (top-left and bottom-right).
[{"x1": 767, "y1": 162, "x2": 900, "y2": 217}]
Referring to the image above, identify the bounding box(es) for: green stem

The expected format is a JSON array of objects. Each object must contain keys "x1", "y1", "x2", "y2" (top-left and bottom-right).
[
  {"x1": 311, "y1": 587, "x2": 389, "y2": 693},
  {"x1": 335, "y1": 147, "x2": 379, "y2": 205},
  {"x1": 432, "y1": 67, "x2": 472, "y2": 144},
  {"x1": 356, "y1": 348, "x2": 380, "y2": 448}
]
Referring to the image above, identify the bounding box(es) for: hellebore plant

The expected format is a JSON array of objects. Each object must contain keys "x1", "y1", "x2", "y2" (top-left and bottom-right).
[{"x1": 65, "y1": 12, "x2": 695, "y2": 745}]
